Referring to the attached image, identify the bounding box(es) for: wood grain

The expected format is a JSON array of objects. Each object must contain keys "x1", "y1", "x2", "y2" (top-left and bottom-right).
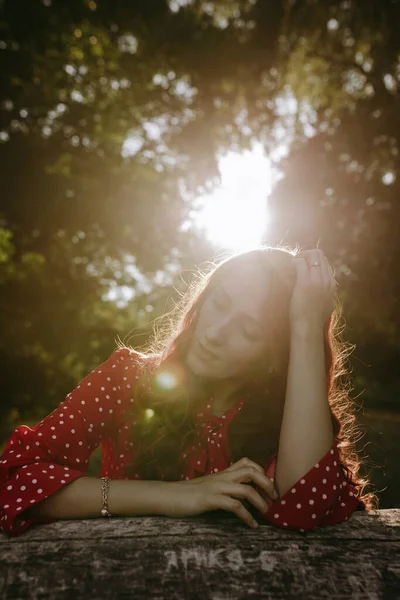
[{"x1": 0, "y1": 509, "x2": 399, "y2": 599}]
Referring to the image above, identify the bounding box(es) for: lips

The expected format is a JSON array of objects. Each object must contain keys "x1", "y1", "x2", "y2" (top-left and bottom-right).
[{"x1": 197, "y1": 341, "x2": 218, "y2": 360}]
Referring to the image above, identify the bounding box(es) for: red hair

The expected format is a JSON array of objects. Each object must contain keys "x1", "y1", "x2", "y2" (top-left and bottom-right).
[{"x1": 115, "y1": 245, "x2": 379, "y2": 511}]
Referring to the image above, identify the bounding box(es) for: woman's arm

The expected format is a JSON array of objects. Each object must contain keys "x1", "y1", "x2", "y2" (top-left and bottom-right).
[
  {"x1": 0, "y1": 347, "x2": 138, "y2": 536},
  {"x1": 275, "y1": 323, "x2": 334, "y2": 498},
  {"x1": 21, "y1": 477, "x2": 173, "y2": 520}
]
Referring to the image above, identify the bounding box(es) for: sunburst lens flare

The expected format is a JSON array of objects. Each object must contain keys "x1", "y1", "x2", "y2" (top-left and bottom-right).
[{"x1": 191, "y1": 143, "x2": 274, "y2": 251}]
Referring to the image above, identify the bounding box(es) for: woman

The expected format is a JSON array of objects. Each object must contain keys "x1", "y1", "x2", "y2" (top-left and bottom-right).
[{"x1": 0, "y1": 245, "x2": 378, "y2": 537}]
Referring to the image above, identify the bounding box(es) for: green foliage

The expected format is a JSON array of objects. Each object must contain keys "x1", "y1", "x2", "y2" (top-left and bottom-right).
[{"x1": 0, "y1": 0, "x2": 399, "y2": 454}]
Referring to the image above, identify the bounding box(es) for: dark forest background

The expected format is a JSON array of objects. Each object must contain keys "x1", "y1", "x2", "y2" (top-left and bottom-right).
[{"x1": 1, "y1": 0, "x2": 399, "y2": 508}]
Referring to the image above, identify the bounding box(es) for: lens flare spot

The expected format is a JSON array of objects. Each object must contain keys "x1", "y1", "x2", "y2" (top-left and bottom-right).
[
  {"x1": 144, "y1": 408, "x2": 155, "y2": 420},
  {"x1": 154, "y1": 371, "x2": 178, "y2": 390}
]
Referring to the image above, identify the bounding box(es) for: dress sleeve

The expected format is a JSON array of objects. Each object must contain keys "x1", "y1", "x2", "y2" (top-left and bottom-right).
[
  {"x1": 254, "y1": 438, "x2": 361, "y2": 532},
  {"x1": 0, "y1": 347, "x2": 134, "y2": 537}
]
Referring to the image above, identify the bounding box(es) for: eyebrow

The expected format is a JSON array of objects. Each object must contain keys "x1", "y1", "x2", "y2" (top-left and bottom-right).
[{"x1": 217, "y1": 287, "x2": 262, "y2": 328}]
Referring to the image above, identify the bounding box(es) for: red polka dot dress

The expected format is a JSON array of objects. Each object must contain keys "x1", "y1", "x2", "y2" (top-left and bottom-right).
[{"x1": 0, "y1": 348, "x2": 361, "y2": 537}]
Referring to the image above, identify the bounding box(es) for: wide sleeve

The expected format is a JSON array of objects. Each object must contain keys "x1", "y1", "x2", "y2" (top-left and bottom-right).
[
  {"x1": 255, "y1": 438, "x2": 361, "y2": 532},
  {"x1": 0, "y1": 347, "x2": 134, "y2": 537}
]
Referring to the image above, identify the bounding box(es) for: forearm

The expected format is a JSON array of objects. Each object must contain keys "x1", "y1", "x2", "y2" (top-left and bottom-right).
[
  {"x1": 20, "y1": 476, "x2": 171, "y2": 520},
  {"x1": 275, "y1": 323, "x2": 334, "y2": 498}
]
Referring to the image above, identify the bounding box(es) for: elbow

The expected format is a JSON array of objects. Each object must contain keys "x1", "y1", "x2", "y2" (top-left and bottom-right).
[{"x1": 258, "y1": 503, "x2": 321, "y2": 532}]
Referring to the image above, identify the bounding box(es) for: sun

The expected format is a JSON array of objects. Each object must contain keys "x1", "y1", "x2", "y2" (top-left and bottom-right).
[{"x1": 191, "y1": 143, "x2": 273, "y2": 251}]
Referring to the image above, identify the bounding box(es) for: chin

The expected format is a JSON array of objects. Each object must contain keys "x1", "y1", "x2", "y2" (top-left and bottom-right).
[{"x1": 185, "y1": 347, "x2": 212, "y2": 377}]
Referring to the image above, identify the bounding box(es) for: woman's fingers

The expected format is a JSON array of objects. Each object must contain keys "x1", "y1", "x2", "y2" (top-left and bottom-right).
[
  {"x1": 234, "y1": 466, "x2": 278, "y2": 502},
  {"x1": 224, "y1": 460, "x2": 277, "y2": 501},
  {"x1": 217, "y1": 491, "x2": 261, "y2": 529},
  {"x1": 226, "y1": 457, "x2": 265, "y2": 476},
  {"x1": 222, "y1": 482, "x2": 269, "y2": 513}
]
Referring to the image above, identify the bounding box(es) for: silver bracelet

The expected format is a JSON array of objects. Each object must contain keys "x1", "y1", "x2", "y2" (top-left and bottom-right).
[{"x1": 100, "y1": 476, "x2": 114, "y2": 517}]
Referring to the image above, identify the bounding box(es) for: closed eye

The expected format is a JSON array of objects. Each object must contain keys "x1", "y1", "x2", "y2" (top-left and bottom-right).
[
  {"x1": 213, "y1": 297, "x2": 261, "y2": 341},
  {"x1": 213, "y1": 297, "x2": 225, "y2": 310},
  {"x1": 242, "y1": 329, "x2": 260, "y2": 341}
]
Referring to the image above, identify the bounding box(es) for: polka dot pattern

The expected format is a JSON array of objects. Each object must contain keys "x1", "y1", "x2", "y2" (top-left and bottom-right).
[
  {"x1": 254, "y1": 441, "x2": 361, "y2": 531},
  {"x1": 0, "y1": 347, "x2": 361, "y2": 537},
  {"x1": 0, "y1": 348, "x2": 134, "y2": 537}
]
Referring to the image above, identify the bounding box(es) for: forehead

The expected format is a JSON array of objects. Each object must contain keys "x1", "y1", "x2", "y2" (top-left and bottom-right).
[{"x1": 218, "y1": 260, "x2": 269, "y2": 314}]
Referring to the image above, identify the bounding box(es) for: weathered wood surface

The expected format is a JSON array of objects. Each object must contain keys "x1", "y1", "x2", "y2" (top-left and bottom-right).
[{"x1": 0, "y1": 509, "x2": 399, "y2": 599}]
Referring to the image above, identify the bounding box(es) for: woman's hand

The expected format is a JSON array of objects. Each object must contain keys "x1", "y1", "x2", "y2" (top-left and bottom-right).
[
  {"x1": 290, "y1": 248, "x2": 338, "y2": 328},
  {"x1": 162, "y1": 457, "x2": 278, "y2": 529}
]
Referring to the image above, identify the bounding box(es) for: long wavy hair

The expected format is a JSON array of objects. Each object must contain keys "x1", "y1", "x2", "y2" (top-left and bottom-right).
[{"x1": 115, "y1": 244, "x2": 379, "y2": 512}]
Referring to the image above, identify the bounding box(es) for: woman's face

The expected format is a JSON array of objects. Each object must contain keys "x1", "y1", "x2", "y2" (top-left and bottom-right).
[{"x1": 185, "y1": 260, "x2": 271, "y2": 380}]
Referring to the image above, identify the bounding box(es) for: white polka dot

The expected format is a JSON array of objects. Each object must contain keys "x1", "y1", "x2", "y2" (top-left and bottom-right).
[{"x1": 296, "y1": 503, "x2": 301, "y2": 509}]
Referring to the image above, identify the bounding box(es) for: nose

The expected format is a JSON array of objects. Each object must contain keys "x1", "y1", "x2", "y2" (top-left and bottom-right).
[{"x1": 204, "y1": 318, "x2": 230, "y2": 346}]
